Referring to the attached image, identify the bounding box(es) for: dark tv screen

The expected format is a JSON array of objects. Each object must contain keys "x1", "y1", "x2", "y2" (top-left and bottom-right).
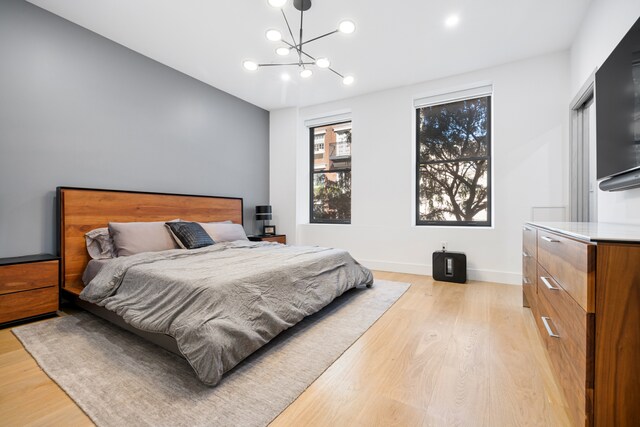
[{"x1": 596, "y1": 17, "x2": 640, "y2": 180}]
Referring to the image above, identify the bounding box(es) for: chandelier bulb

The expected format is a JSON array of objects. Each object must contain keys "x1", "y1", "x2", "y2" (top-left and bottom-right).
[
  {"x1": 316, "y1": 57, "x2": 331, "y2": 68},
  {"x1": 243, "y1": 60, "x2": 259, "y2": 71},
  {"x1": 342, "y1": 75, "x2": 355, "y2": 85},
  {"x1": 267, "y1": 0, "x2": 287, "y2": 8},
  {"x1": 265, "y1": 29, "x2": 283, "y2": 42},
  {"x1": 338, "y1": 20, "x2": 356, "y2": 34}
]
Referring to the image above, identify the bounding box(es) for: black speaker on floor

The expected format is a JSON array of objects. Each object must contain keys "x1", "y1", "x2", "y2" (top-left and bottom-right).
[{"x1": 432, "y1": 251, "x2": 467, "y2": 283}]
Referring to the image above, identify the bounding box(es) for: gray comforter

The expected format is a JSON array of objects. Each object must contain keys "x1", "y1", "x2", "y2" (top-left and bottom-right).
[{"x1": 80, "y1": 241, "x2": 373, "y2": 385}]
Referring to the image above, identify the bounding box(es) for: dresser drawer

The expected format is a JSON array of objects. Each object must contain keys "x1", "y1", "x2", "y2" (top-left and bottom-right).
[
  {"x1": 522, "y1": 225, "x2": 537, "y2": 260},
  {"x1": 0, "y1": 260, "x2": 58, "y2": 295},
  {"x1": 537, "y1": 230, "x2": 595, "y2": 312},
  {"x1": 0, "y1": 286, "x2": 58, "y2": 323},
  {"x1": 522, "y1": 253, "x2": 536, "y2": 307},
  {"x1": 535, "y1": 265, "x2": 593, "y2": 426}
]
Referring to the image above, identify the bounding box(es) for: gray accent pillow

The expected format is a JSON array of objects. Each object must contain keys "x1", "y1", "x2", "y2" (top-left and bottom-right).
[
  {"x1": 85, "y1": 227, "x2": 116, "y2": 259},
  {"x1": 200, "y1": 223, "x2": 249, "y2": 242},
  {"x1": 165, "y1": 222, "x2": 214, "y2": 249},
  {"x1": 109, "y1": 219, "x2": 181, "y2": 257}
]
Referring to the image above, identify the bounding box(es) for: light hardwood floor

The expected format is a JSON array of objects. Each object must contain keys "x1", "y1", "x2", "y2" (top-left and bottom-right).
[{"x1": 0, "y1": 271, "x2": 571, "y2": 426}]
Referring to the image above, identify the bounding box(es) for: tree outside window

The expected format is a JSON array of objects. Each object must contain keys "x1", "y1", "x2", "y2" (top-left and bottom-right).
[
  {"x1": 416, "y1": 96, "x2": 492, "y2": 226},
  {"x1": 310, "y1": 121, "x2": 351, "y2": 223}
]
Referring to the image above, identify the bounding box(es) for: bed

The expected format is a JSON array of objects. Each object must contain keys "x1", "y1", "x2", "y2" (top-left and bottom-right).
[{"x1": 57, "y1": 187, "x2": 373, "y2": 385}]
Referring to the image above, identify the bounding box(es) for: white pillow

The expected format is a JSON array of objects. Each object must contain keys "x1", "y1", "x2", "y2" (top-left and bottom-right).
[
  {"x1": 85, "y1": 227, "x2": 116, "y2": 259},
  {"x1": 200, "y1": 223, "x2": 249, "y2": 242}
]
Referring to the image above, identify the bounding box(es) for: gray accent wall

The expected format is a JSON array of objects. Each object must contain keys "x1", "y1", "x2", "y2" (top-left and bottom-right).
[{"x1": 0, "y1": 0, "x2": 269, "y2": 258}]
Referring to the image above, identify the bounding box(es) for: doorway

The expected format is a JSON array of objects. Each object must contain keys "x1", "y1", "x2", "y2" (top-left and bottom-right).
[{"x1": 570, "y1": 74, "x2": 597, "y2": 222}]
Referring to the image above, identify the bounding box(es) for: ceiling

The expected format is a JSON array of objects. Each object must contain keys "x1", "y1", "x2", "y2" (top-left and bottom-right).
[{"x1": 27, "y1": 0, "x2": 592, "y2": 111}]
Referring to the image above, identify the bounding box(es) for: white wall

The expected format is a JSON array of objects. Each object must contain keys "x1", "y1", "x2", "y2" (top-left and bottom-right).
[
  {"x1": 570, "y1": 0, "x2": 640, "y2": 224},
  {"x1": 269, "y1": 108, "x2": 299, "y2": 241},
  {"x1": 270, "y1": 51, "x2": 570, "y2": 284}
]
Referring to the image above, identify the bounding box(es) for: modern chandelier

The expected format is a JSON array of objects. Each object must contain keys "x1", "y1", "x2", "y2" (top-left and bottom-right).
[{"x1": 243, "y1": 0, "x2": 356, "y2": 85}]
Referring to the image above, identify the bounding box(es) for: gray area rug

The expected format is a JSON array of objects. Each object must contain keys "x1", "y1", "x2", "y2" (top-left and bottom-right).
[{"x1": 13, "y1": 280, "x2": 410, "y2": 427}]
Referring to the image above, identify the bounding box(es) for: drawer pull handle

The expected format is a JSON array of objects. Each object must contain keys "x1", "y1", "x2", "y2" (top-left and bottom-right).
[
  {"x1": 541, "y1": 236, "x2": 559, "y2": 243},
  {"x1": 522, "y1": 251, "x2": 530, "y2": 258},
  {"x1": 523, "y1": 278, "x2": 530, "y2": 285},
  {"x1": 541, "y1": 316, "x2": 560, "y2": 338},
  {"x1": 541, "y1": 276, "x2": 559, "y2": 291}
]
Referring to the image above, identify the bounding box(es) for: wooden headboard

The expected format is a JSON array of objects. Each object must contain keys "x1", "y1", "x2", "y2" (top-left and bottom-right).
[{"x1": 57, "y1": 187, "x2": 243, "y2": 296}]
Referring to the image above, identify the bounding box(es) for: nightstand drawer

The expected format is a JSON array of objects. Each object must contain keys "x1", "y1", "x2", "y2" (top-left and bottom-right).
[
  {"x1": 249, "y1": 235, "x2": 287, "y2": 244},
  {"x1": 261, "y1": 235, "x2": 286, "y2": 244},
  {"x1": 0, "y1": 286, "x2": 58, "y2": 323},
  {"x1": 0, "y1": 260, "x2": 58, "y2": 295}
]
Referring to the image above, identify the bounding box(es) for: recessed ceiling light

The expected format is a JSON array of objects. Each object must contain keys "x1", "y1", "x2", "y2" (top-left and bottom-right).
[
  {"x1": 243, "y1": 60, "x2": 259, "y2": 71},
  {"x1": 300, "y1": 69, "x2": 313, "y2": 78},
  {"x1": 338, "y1": 20, "x2": 356, "y2": 34},
  {"x1": 281, "y1": 73, "x2": 291, "y2": 81},
  {"x1": 342, "y1": 75, "x2": 354, "y2": 85},
  {"x1": 316, "y1": 57, "x2": 331, "y2": 68},
  {"x1": 276, "y1": 47, "x2": 291, "y2": 56},
  {"x1": 265, "y1": 29, "x2": 282, "y2": 42},
  {"x1": 268, "y1": 0, "x2": 287, "y2": 8},
  {"x1": 445, "y1": 14, "x2": 460, "y2": 28}
]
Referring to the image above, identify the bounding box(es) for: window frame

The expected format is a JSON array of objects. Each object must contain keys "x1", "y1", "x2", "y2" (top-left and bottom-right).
[
  {"x1": 309, "y1": 120, "x2": 352, "y2": 225},
  {"x1": 415, "y1": 95, "x2": 493, "y2": 227}
]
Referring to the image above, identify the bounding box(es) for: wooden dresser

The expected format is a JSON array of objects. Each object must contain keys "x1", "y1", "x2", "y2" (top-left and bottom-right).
[
  {"x1": 522, "y1": 222, "x2": 640, "y2": 426},
  {"x1": 0, "y1": 254, "x2": 59, "y2": 325}
]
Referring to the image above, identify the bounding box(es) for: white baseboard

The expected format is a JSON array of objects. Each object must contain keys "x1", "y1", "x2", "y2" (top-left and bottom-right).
[{"x1": 360, "y1": 259, "x2": 521, "y2": 286}]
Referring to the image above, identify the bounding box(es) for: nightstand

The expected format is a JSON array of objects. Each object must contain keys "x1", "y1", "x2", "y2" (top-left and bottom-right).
[
  {"x1": 248, "y1": 234, "x2": 287, "y2": 244},
  {"x1": 0, "y1": 254, "x2": 59, "y2": 325}
]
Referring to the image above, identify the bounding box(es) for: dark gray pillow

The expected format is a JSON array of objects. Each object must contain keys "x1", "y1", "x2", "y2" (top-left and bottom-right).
[{"x1": 165, "y1": 222, "x2": 214, "y2": 249}]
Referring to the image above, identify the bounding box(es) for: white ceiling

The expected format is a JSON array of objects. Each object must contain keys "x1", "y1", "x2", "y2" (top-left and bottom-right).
[{"x1": 27, "y1": 0, "x2": 592, "y2": 111}]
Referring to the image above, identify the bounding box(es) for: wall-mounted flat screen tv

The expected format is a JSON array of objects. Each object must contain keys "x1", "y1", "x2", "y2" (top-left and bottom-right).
[{"x1": 596, "y1": 17, "x2": 640, "y2": 182}]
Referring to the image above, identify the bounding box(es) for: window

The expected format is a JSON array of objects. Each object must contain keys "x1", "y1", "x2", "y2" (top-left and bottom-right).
[
  {"x1": 335, "y1": 130, "x2": 350, "y2": 156},
  {"x1": 314, "y1": 133, "x2": 325, "y2": 154},
  {"x1": 310, "y1": 121, "x2": 351, "y2": 223},
  {"x1": 416, "y1": 95, "x2": 491, "y2": 226}
]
